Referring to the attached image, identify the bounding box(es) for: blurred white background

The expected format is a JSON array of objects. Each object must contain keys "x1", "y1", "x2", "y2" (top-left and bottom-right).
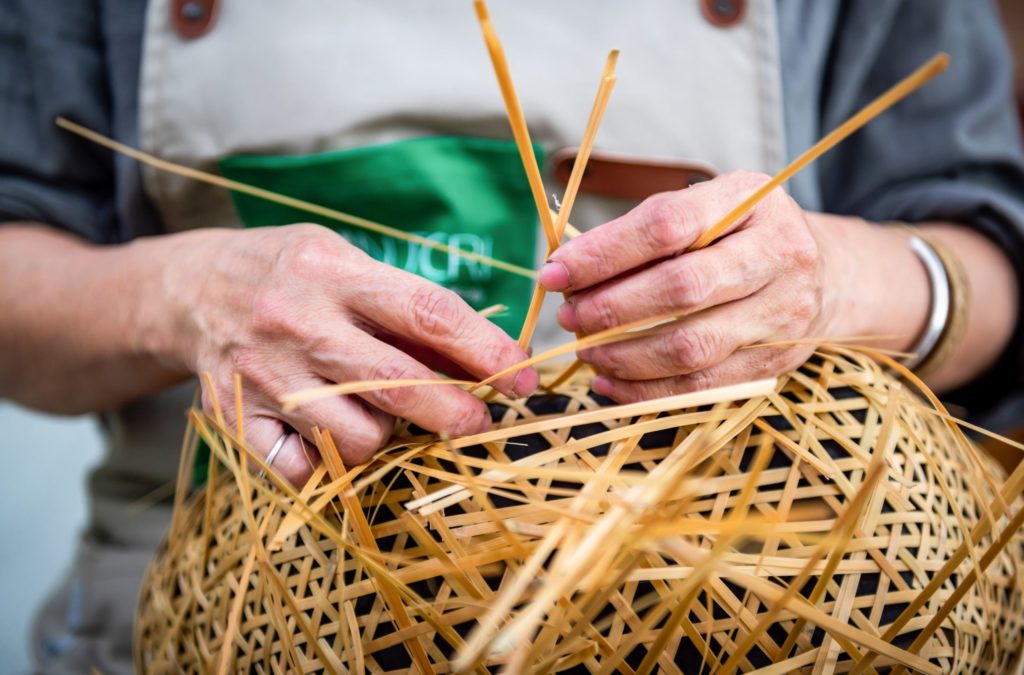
[{"x1": 0, "y1": 403, "x2": 102, "y2": 674}]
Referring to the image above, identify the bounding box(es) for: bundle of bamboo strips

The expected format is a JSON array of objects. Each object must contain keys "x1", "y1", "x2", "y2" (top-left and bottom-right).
[{"x1": 135, "y1": 347, "x2": 1024, "y2": 674}]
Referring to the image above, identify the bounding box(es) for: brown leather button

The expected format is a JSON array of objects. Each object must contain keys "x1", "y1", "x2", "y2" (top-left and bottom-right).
[
  {"x1": 552, "y1": 148, "x2": 716, "y2": 202},
  {"x1": 701, "y1": 0, "x2": 745, "y2": 27},
  {"x1": 171, "y1": 0, "x2": 220, "y2": 40}
]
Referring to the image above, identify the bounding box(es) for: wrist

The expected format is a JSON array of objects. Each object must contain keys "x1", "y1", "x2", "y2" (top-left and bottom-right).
[
  {"x1": 128, "y1": 227, "x2": 231, "y2": 374},
  {"x1": 808, "y1": 213, "x2": 930, "y2": 352}
]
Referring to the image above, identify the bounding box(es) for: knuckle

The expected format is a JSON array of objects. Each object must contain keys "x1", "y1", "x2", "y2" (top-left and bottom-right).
[
  {"x1": 724, "y1": 170, "x2": 782, "y2": 221},
  {"x1": 448, "y1": 397, "x2": 487, "y2": 435},
  {"x1": 792, "y1": 288, "x2": 820, "y2": 325},
  {"x1": 374, "y1": 385, "x2": 412, "y2": 412},
  {"x1": 668, "y1": 327, "x2": 719, "y2": 373},
  {"x1": 572, "y1": 238, "x2": 611, "y2": 284},
  {"x1": 576, "y1": 346, "x2": 596, "y2": 364},
  {"x1": 365, "y1": 357, "x2": 416, "y2": 410},
  {"x1": 282, "y1": 223, "x2": 329, "y2": 244},
  {"x1": 726, "y1": 169, "x2": 771, "y2": 189},
  {"x1": 667, "y1": 263, "x2": 713, "y2": 309},
  {"x1": 642, "y1": 196, "x2": 692, "y2": 253},
  {"x1": 771, "y1": 211, "x2": 819, "y2": 267},
  {"x1": 746, "y1": 170, "x2": 772, "y2": 185},
  {"x1": 286, "y1": 234, "x2": 342, "y2": 277},
  {"x1": 250, "y1": 289, "x2": 293, "y2": 336},
  {"x1": 580, "y1": 293, "x2": 617, "y2": 333},
  {"x1": 479, "y1": 338, "x2": 519, "y2": 373},
  {"x1": 288, "y1": 222, "x2": 329, "y2": 236},
  {"x1": 407, "y1": 285, "x2": 462, "y2": 339},
  {"x1": 303, "y1": 330, "x2": 340, "y2": 364},
  {"x1": 341, "y1": 423, "x2": 389, "y2": 463},
  {"x1": 686, "y1": 368, "x2": 716, "y2": 392},
  {"x1": 584, "y1": 345, "x2": 626, "y2": 378},
  {"x1": 788, "y1": 227, "x2": 820, "y2": 270}
]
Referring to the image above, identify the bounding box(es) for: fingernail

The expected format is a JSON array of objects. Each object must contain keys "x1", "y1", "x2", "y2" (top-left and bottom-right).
[
  {"x1": 592, "y1": 375, "x2": 613, "y2": 396},
  {"x1": 512, "y1": 368, "x2": 539, "y2": 397},
  {"x1": 539, "y1": 260, "x2": 571, "y2": 291},
  {"x1": 557, "y1": 302, "x2": 581, "y2": 332}
]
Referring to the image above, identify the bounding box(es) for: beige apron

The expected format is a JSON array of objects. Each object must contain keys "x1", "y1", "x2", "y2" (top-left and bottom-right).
[{"x1": 35, "y1": 2, "x2": 786, "y2": 673}]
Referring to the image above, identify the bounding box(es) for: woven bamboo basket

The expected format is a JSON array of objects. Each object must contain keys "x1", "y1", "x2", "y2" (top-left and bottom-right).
[{"x1": 135, "y1": 347, "x2": 1024, "y2": 674}]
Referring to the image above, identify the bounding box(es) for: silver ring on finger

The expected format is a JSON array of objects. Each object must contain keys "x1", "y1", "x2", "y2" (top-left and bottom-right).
[{"x1": 258, "y1": 432, "x2": 289, "y2": 479}]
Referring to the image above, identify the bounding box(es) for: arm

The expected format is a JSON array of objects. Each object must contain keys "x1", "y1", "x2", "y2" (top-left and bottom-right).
[
  {"x1": 816, "y1": 0, "x2": 1024, "y2": 403},
  {"x1": 819, "y1": 214, "x2": 1017, "y2": 392},
  {"x1": 0, "y1": 222, "x2": 190, "y2": 413},
  {"x1": 0, "y1": 222, "x2": 537, "y2": 482}
]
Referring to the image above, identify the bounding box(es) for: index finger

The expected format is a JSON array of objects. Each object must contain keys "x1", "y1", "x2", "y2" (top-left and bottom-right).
[
  {"x1": 537, "y1": 192, "x2": 705, "y2": 293},
  {"x1": 539, "y1": 173, "x2": 762, "y2": 293},
  {"x1": 350, "y1": 270, "x2": 538, "y2": 398}
]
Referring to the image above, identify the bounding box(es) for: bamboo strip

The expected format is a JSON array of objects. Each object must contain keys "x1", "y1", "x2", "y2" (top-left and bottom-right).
[
  {"x1": 473, "y1": 0, "x2": 558, "y2": 251},
  {"x1": 689, "y1": 53, "x2": 949, "y2": 251},
  {"x1": 54, "y1": 117, "x2": 536, "y2": 280},
  {"x1": 517, "y1": 52, "x2": 619, "y2": 349}
]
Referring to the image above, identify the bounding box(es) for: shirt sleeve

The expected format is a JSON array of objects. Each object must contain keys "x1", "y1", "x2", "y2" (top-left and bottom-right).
[
  {"x1": 817, "y1": 0, "x2": 1024, "y2": 411},
  {"x1": 0, "y1": 1, "x2": 118, "y2": 244}
]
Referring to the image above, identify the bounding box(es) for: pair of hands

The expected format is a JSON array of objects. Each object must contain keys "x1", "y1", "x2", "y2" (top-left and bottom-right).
[{"x1": 179, "y1": 172, "x2": 837, "y2": 483}]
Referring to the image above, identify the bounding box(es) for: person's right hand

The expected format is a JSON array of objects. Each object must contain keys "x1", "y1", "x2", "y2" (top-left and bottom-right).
[{"x1": 156, "y1": 224, "x2": 538, "y2": 485}]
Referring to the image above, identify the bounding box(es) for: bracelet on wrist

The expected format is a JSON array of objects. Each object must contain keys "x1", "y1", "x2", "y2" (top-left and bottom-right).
[{"x1": 901, "y1": 228, "x2": 969, "y2": 377}]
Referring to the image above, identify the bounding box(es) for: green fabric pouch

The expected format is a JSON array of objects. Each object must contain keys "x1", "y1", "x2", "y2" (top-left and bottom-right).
[{"x1": 220, "y1": 135, "x2": 541, "y2": 337}]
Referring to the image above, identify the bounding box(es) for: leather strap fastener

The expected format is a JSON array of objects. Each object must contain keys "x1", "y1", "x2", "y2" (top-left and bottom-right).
[{"x1": 552, "y1": 148, "x2": 716, "y2": 202}]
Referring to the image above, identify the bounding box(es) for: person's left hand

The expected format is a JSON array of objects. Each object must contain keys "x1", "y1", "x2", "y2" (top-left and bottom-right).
[{"x1": 538, "y1": 171, "x2": 843, "y2": 402}]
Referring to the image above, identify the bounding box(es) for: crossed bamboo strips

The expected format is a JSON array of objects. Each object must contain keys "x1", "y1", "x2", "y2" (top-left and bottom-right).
[{"x1": 136, "y1": 346, "x2": 1024, "y2": 673}]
